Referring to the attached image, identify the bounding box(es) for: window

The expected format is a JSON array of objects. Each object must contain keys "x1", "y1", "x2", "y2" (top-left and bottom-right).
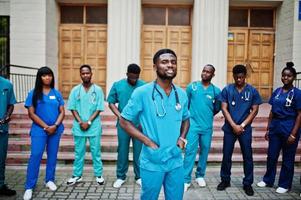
[
  {"x1": 250, "y1": 9, "x2": 274, "y2": 27},
  {"x1": 143, "y1": 7, "x2": 191, "y2": 26},
  {"x1": 229, "y1": 9, "x2": 248, "y2": 27},
  {"x1": 60, "y1": 5, "x2": 107, "y2": 24},
  {"x1": 0, "y1": 16, "x2": 9, "y2": 77}
]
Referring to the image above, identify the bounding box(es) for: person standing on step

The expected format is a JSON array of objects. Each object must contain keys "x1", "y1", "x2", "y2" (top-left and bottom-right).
[
  {"x1": 257, "y1": 62, "x2": 301, "y2": 194},
  {"x1": 23, "y1": 67, "x2": 65, "y2": 200},
  {"x1": 217, "y1": 64, "x2": 262, "y2": 196},
  {"x1": 66, "y1": 64, "x2": 105, "y2": 186},
  {"x1": 107, "y1": 64, "x2": 146, "y2": 188},
  {"x1": 0, "y1": 75, "x2": 17, "y2": 197},
  {"x1": 120, "y1": 49, "x2": 190, "y2": 200},
  {"x1": 183, "y1": 64, "x2": 221, "y2": 191}
]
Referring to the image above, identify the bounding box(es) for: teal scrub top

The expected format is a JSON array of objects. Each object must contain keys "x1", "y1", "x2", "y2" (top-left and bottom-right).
[
  {"x1": 186, "y1": 81, "x2": 221, "y2": 131},
  {"x1": 25, "y1": 88, "x2": 65, "y2": 136},
  {"x1": 121, "y1": 82, "x2": 190, "y2": 172},
  {"x1": 107, "y1": 78, "x2": 145, "y2": 125},
  {"x1": 68, "y1": 84, "x2": 105, "y2": 137},
  {"x1": 0, "y1": 76, "x2": 16, "y2": 132}
]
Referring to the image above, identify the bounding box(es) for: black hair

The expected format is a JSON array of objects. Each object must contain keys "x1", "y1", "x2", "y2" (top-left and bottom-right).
[
  {"x1": 32, "y1": 66, "x2": 55, "y2": 108},
  {"x1": 282, "y1": 62, "x2": 297, "y2": 78},
  {"x1": 153, "y1": 49, "x2": 177, "y2": 64},
  {"x1": 80, "y1": 64, "x2": 92, "y2": 72},
  {"x1": 205, "y1": 64, "x2": 215, "y2": 72},
  {"x1": 127, "y1": 63, "x2": 141, "y2": 74},
  {"x1": 232, "y1": 64, "x2": 247, "y2": 75}
]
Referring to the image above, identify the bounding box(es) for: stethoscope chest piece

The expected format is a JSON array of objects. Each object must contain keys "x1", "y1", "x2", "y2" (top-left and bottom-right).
[{"x1": 175, "y1": 103, "x2": 182, "y2": 111}]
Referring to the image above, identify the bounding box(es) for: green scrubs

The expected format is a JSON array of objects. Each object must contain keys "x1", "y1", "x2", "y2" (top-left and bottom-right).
[
  {"x1": 107, "y1": 78, "x2": 145, "y2": 180},
  {"x1": 68, "y1": 84, "x2": 104, "y2": 177}
]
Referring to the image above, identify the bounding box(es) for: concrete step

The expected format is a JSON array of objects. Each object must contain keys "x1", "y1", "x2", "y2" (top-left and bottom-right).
[
  {"x1": 6, "y1": 151, "x2": 299, "y2": 166},
  {"x1": 7, "y1": 137, "x2": 301, "y2": 154}
]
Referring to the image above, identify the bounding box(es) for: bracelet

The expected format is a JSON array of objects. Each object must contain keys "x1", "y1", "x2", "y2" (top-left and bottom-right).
[
  {"x1": 43, "y1": 126, "x2": 49, "y2": 131},
  {"x1": 289, "y1": 135, "x2": 296, "y2": 139}
]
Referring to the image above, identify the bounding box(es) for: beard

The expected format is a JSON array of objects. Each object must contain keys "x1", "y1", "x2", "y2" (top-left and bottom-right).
[{"x1": 156, "y1": 70, "x2": 177, "y2": 80}]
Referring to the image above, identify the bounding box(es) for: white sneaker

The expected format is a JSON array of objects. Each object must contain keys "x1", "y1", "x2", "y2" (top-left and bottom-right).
[
  {"x1": 23, "y1": 189, "x2": 32, "y2": 200},
  {"x1": 184, "y1": 183, "x2": 191, "y2": 192},
  {"x1": 113, "y1": 179, "x2": 125, "y2": 188},
  {"x1": 45, "y1": 181, "x2": 57, "y2": 191},
  {"x1": 96, "y1": 176, "x2": 105, "y2": 185},
  {"x1": 196, "y1": 177, "x2": 206, "y2": 187},
  {"x1": 257, "y1": 181, "x2": 267, "y2": 187},
  {"x1": 276, "y1": 187, "x2": 288, "y2": 194},
  {"x1": 66, "y1": 176, "x2": 82, "y2": 186},
  {"x1": 136, "y1": 178, "x2": 142, "y2": 187}
]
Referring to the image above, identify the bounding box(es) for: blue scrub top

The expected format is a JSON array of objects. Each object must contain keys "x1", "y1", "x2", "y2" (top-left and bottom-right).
[
  {"x1": 186, "y1": 81, "x2": 221, "y2": 131},
  {"x1": 107, "y1": 78, "x2": 145, "y2": 125},
  {"x1": 0, "y1": 76, "x2": 16, "y2": 132},
  {"x1": 268, "y1": 87, "x2": 301, "y2": 136},
  {"x1": 121, "y1": 82, "x2": 190, "y2": 172},
  {"x1": 68, "y1": 84, "x2": 104, "y2": 137},
  {"x1": 25, "y1": 88, "x2": 64, "y2": 136},
  {"x1": 220, "y1": 83, "x2": 262, "y2": 132}
]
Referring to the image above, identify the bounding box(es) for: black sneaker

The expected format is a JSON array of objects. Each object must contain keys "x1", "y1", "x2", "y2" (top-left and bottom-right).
[
  {"x1": 217, "y1": 181, "x2": 230, "y2": 191},
  {"x1": 0, "y1": 185, "x2": 16, "y2": 196},
  {"x1": 243, "y1": 185, "x2": 254, "y2": 196}
]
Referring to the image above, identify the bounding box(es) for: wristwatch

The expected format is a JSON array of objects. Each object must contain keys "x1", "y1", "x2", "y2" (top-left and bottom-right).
[
  {"x1": 241, "y1": 122, "x2": 246, "y2": 128},
  {"x1": 179, "y1": 137, "x2": 188, "y2": 148},
  {"x1": 87, "y1": 120, "x2": 92, "y2": 125}
]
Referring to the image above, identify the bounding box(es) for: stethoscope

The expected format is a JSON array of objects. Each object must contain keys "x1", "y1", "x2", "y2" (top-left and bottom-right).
[
  {"x1": 275, "y1": 88, "x2": 294, "y2": 107},
  {"x1": 231, "y1": 88, "x2": 251, "y2": 106},
  {"x1": 152, "y1": 81, "x2": 181, "y2": 117},
  {"x1": 76, "y1": 84, "x2": 97, "y2": 104},
  {"x1": 191, "y1": 81, "x2": 216, "y2": 104}
]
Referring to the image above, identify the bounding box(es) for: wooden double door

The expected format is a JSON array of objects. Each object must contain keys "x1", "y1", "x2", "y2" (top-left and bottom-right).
[
  {"x1": 227, "y1": 28, "x2": 275, "y2": 100},
  {"x1": 59, "y1": 24, "x2": 107, "y2": 98}
]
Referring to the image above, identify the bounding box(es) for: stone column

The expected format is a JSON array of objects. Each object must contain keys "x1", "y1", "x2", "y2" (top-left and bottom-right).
[
  {"x1": 192, "y1": 0, "x2": 229, "y2": 89},
  {"x1": 107, "y1": 0, "x2": 141, "y2": 94}
]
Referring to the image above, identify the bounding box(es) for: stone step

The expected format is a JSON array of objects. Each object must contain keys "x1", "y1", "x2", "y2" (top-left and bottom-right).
[
  {"x1": 6, "y1": 151, "x2": 300, "y2": 166},
  {"x1": 7, "y1": 138, "x2": 301, "y2": 154}
]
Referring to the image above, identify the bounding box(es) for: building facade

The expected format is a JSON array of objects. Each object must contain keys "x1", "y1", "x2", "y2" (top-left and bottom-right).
[{"x1": 0, "y1": 0, "x2": 300, "y2": 100}]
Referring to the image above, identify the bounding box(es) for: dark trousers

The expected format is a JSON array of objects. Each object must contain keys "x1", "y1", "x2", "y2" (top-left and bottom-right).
[
  {"x1": 263, "y1": 132, "x2": 299, "y2": 189},
  {"x1": 220, "y1": 129, "x2": 253, "y2": 186},
  {"x1": 0, "y1": 131, "x2": 8, "y2": 187}
]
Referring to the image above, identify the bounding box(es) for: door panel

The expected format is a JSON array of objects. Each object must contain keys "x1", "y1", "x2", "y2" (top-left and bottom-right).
[
  {"x1": 227, "y1": 29, "x2": 248, "y2": 83},
  {"x1": 141, "y1": 25, "x2": 191, "y2": 87},
  {"x1": 59, "y1": 24, "x2": 107, "y2": 98},
  {"x1": 248, "y1": 30, "x2": 274, "y2": 100},
  {"x1": 227, "y1": 29, "x2": 274, "y2": 100},
  {"x1": 141, "y1": 26, "x2": 166, "y2": 83}
]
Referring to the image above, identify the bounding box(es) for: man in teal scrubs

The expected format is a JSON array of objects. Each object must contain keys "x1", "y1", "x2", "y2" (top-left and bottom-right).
[
  {"x1": 66, "y1": 65, "x2": 105, "y2": 186},
  {"x1": 0, "y1": 76, "x2": 16, "y2": 196},
  {"x1": 120, "y1": 49, "x2": 190, "y2": 200},
  {"x1": 107, "y1": 64, "x2": 145, "y2": 188},
  {"x1": 183, "y1": 64, "x2": 221, "y2": 191}
]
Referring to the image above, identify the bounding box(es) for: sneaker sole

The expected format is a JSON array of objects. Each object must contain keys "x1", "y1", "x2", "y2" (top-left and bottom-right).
[
  {"x1": 97, "y1": 181, "x2": 105, "y2": 185},
  {"x1": 66, "y1": 178, "x2": 82, "y2": 186}
]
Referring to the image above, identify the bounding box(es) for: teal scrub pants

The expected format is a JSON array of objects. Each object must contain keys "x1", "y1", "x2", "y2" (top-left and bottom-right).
[
  {"x1": 116, "y1": 125, "x2": 142, "y2": 180},
  {"x1": 0, "y1": 131, "x2": 8, "y2": 187},
  {"x1": 183, "y1": 125, "x2": 213, "y2": 183},
  {"x1": 73, "y1": 134, "x2": 103, "y2": 177},
  {"x1": 140, "y1": 166, "x2": 184, "y2": 200}
]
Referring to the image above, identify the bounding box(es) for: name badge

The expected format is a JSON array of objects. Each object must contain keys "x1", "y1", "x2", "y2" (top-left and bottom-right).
[{"x1": 49, "y1": 95, "x2": 56, "y2": 100}]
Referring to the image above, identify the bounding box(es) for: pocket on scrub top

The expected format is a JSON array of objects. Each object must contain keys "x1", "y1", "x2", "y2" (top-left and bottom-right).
[{"x1": 146, "y1": 146, "x2": 182, "y2": 164}]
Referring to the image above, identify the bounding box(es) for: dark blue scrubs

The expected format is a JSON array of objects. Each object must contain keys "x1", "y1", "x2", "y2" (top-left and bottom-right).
[
  {"x1": 220, "y1": 84, "x2": 262, "y2": 186},
  {"x1": 262, "y1": 87, "x2": 301, "y2": 189}
]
